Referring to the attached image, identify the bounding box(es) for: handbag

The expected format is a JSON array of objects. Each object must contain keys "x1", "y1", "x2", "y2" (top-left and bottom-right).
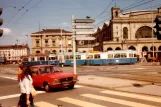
[{"x1": 31, "y1": 86, "x2": 37, "y2": 97}]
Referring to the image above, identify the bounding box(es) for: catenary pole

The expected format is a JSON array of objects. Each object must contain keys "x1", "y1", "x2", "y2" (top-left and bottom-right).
[{"x1": 72, "y1": 15, "x2": 76, "y2": 74}]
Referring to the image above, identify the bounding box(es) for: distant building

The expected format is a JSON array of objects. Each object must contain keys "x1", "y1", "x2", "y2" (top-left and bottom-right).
[
  {"x1": 0, "y1": 44, "x2": 30, "y2": 64},
  {"x1": 30, "y1": 29, "x2": 95, "y2": 54},
  {"x1": 93, "y1": 6, "x2": 161, "y2": 60}
]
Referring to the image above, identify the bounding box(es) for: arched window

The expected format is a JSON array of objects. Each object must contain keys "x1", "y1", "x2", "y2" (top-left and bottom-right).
[
  {"x1": 115, "y1": 11, "x2": 118, "y2": 17},
  {"x1": 115, "y1": 47, "x2": 121, "y2": 50},
  {"x1": 158, "y1": 46, "x2": 161, "y2": 51},
  {"x1": 123, "y1": 27, "x2": 128, "y2": 39},
  {"x1": 68, "y1": 50, "x2": 72, "y2": 52},
  {"x1": 107, "y1": 47, "x2": 113, "y2": 51},
  {"x1": 142, "y1": 46, "x2": 148, "y2": 52},
  {"x1": 52, "y1": 50, "x2": 56, "y2": 53},
  {"x1": 128, "y1": 46, "x2": 136, "y2": 50},
  {"x1": 36, "y1": 50, "x2": 40, "y2": 54},
  {"x1": 135, "y1": 26, "x2": 156, "y2": 38},
  {"x1": 150, "y1": 46, "x2": 156, "y2": 51}
]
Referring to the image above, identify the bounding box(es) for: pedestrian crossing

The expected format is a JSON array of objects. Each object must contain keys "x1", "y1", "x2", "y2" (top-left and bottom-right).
[
  {"x1": 81, "y1": 94, "x2": 155, "y2": 107},
  {"x1": 11, "y1": 89, "x2": 161, "y2": 107}
]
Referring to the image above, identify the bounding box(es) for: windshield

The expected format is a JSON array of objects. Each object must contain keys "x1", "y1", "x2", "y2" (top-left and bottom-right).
[{"x1": 39, "y1": 66, "x2": 62, "y2": 74}]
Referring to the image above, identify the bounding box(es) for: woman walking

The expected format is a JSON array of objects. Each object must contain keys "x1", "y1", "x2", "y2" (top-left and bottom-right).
[{"x1": 17, "y1": 66, "x2": 34, "y2": 107}]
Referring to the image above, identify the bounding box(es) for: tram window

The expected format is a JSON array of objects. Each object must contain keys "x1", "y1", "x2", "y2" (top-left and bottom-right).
[
  {"x1": 114, "y1": 53, "x2": 120, "y2": 58},
  {"x1": 76, "y1": 55, "x2": 81, "y2": 59},
  {"x1": 31, "y1": 57, "x2": 34, "y2": 61},
  {"x1": 108, "y1": 54, "x2": 113, "y2": 58},
  {"x1": 65, "y1": 55, "x2": 70, "y2": 59},
  {"x1": 87, "y1": 55, "x2": 93, "y2": 59},
  {"x1": 37, "y1": 57, "x2": 40, "y2": 61},
  {"x1": 23, "y1": 58, "x2": 29, "y2": 61},
  {"x1": 70, "y1": 55, "x2": 73, "y2": 59},
  {"x1": 40, "y1": 57, "x2": 45, "y2": 61},
  {"x1": 129, "y1": 53, "x2": 133, "y2": 57},
  {"x1": 50, "y1": 57, "x2": 55, "y2": 60},
  {"x1": 94, "y1": 54, "x2": 100, "y2": 59},
  {"x1": 134, "y1": 54, "x2": 137, "y2": 57},
  {"x1": 121, "y1": 53, "x2": 127, "y2": 58}
]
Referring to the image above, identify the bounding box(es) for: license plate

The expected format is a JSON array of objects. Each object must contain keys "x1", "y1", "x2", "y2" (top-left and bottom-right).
[{"x1": 62, "y1": 81, "x2": 71, "y2": 86}]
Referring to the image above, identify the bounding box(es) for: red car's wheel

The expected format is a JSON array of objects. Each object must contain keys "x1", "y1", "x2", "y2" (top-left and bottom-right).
[
  {"x1": 44, "y1": 83, "x2": 51, "y2": 92},
  {"x1": 68, "y1": 84, "x2": 74, "y2": 89}
]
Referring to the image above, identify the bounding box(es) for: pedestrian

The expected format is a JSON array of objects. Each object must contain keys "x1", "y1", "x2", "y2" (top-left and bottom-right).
[
  {"x1": 17, "y1": 66, "x2": 35, "y2": 107},
  {"x1": 17, "y1": 63, "x2": 23, "y2": 81}
]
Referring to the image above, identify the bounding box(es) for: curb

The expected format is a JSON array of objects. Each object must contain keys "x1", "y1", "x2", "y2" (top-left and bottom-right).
[{"x1": 77, "y1": 83, "x2": 161, "y2": 97}]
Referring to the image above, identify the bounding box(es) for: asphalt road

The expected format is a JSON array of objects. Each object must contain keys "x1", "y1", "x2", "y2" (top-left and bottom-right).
[
  {"x1": 0, "y1": 77, "x2": 161, "y2": 107},
  {"x1": 0, "y1": 63, "x2": 161, "y2": 83}
]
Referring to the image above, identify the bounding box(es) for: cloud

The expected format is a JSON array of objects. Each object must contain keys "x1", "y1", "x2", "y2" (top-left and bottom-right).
[
  {"x1": 1, "y1": 27, "x2": 11, "y2": 35},
  {"x1": 61, "y1": 22, "x2": 71, "y2": 29}
]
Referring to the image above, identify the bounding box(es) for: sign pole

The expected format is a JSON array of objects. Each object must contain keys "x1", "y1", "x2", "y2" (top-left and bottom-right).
[{"x1": 72, "y1": 15, "x2": 76, "y2": 74}]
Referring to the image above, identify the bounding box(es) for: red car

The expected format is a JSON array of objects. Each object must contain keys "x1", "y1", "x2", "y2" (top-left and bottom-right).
[{"x1": 30, "y1": 65, "x2": 78, "y2": 92}]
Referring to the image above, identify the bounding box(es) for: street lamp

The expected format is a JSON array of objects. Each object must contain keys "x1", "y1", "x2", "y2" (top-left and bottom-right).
[
  {"x1": 26, "y1": 35, "x2": 28, "y2": 45},
  {"x1": 60, "y1": 28, "x2": 63, "y2": 52}
]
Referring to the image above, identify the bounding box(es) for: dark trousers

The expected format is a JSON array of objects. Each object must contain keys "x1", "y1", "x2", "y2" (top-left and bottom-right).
[{"x1": 18, "y1": 93, "x2": 34, "y2": 107}]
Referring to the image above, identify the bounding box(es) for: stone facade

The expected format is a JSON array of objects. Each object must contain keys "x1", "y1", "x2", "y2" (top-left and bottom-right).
[
  {"x1": 0, "y1": 44, "x2": 29, "y2": 63},
  {"x1": 93, "y1": 6, "x2": 161, "y2": 59},
  {"x1": 31, "y1": 29, "x2": 94, "y2": 54}
]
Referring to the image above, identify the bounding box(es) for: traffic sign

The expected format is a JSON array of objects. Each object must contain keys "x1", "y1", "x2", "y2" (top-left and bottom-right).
[
  {"x1": 74, "y1": 25, "x2": 95, "y2": 29},
  {"x1": 75, "y1": 31, "x2": 95, "y2": 35},
  {"x1": 76, "y1": 35, "x2": 95, "y2": 40},
  {"x1": 74, "y1": 19, "x2": 95, "y2": 23}
]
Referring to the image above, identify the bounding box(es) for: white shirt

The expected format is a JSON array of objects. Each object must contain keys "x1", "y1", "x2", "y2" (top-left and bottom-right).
[{"x1": 19, "y1": 75, "x2": 33, "y2": 94}]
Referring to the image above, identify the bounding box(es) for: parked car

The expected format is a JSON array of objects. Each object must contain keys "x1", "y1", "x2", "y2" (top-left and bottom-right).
[{"x1": 30, "y1": 65, "x2": 78, "y2": 92}]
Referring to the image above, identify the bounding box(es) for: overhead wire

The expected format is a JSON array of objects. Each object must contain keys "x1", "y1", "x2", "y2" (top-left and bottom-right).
[
  {"x1": 122, "y1": 0, "x2": 155, "y2": 12},
  {"x1": 121, "y1": 0, "x2": 146, "y2": 11},
  {"x1": 6, "y1": 0, "x2": 32, "y2": 27},
  {"x1": 94, "y1": 0, "x2": 155, "y2": 29},
  {"x1": 94, "y1": 0, "x2": 114, "y2": 19},
  {"x1": 15, "y1": 0, "x2": 43, "y2": 23}
]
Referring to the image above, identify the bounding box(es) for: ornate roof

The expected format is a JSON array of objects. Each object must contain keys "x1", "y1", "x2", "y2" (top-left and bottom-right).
[
  {"x1": 0, "y1": 44, "x2": 29, "y2": 49},
  {"x1": 32, "y1": 29, "x2": 72, "y2": 34}
]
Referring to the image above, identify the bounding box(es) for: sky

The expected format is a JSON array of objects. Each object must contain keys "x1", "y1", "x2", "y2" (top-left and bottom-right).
[{"x1": 0, "y1": 0, "x2": 161, "y2": 48}]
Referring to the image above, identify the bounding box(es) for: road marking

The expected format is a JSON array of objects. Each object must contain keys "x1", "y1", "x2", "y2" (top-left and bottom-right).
[
  {"x1": 0, "y1": 91, "x2": 45, "y2": 100},
  {"x1": 81, "y1": 94, "x2": 156, "y2": 107},
  {"x1": 58, "y1": 97, "x2": 106, "y2": 107},
  {"x1": 135, "y1": 68, "x2": 146, "y2": 69},
  {"x1": 34, "y1": 101, "x2": 57, "y2": 107},
  {"x1": 101, "y1": 90, "x2": 161, "y2": 103},
  {"x1": 12, "y1": 101, "x2": 58, "y2": 107},
  {"x1": 0, "y1": 75, "x2": 17, "y2": 80},
  {"x1": 75, "y1": 85, "x2": 84, "y2": 88}
]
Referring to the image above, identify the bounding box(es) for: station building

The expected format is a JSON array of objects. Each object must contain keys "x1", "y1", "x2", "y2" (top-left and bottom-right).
[{"x1": 93, "y1": 6, "x2": 161, "y2": 60}]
